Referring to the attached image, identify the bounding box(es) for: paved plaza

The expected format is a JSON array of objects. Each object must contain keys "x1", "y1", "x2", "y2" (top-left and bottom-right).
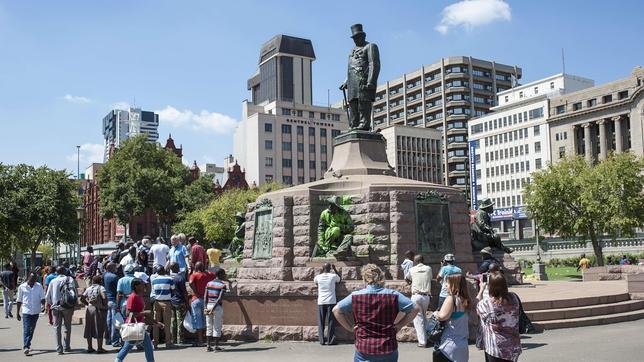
[{"x1": 0, "y1": 310, "x2": 642, "y2": 362}]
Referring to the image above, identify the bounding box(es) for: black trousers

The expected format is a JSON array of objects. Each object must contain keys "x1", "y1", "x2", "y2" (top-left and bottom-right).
[
  {"x1": 317, "y1": 304, "x2": 336, "y2": 345},
  {"x1": 485, "y1": 352, "x2": 513, "y2": 362}
]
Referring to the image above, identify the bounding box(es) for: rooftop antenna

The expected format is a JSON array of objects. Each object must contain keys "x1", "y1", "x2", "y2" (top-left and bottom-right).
[
  {"x1": 561, "y1": 48, "x2": 566, "y2": 75},
  {"x1": 327, "y1": 89, "x2": 330, "y2": 108},
  {"x1": 133, "y1": 96, "x2": 136, "y2": 108}
]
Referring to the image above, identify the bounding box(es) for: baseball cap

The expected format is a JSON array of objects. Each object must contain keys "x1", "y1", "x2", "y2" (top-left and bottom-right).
[
  {"x1": 123, "y1": 264, "x2": 135, "y2": 274},
  {"x1": 443, "y1": 253, "x2": 455, "y2": 262}
]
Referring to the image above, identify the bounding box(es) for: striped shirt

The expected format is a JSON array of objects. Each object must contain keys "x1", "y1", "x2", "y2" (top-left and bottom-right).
[
  {"x1": 150, "y1": 275, "x2": 174, "y2": 301},
  {"x1": 205, "y1": 279, "x2": 226, "y2": 307}
]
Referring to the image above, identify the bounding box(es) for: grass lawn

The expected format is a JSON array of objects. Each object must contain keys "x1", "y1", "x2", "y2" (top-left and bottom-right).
[{"x1": 524, "y1": 266, "x2": 582, "y2": 281}]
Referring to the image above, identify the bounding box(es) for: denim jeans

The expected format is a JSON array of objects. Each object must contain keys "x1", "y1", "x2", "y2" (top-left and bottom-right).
[
  {"x1": 105, "y1": 300, "x2": 121, "y2": 345},
  {"x1": 3, "y1": 288, "x2": 14, "y2": 316},
  {"x1": 116, "y1": 331, "x2": 154, "y2": 362},
  {"x1": 22, "y1": 313, "x2": 39, "y2": 349},
  {"x1": 354, "y1": 350, "x2": 398, "y2": 362},
  {"x1": 190, "y1": 298, "x2": 205, "y2": 330}
]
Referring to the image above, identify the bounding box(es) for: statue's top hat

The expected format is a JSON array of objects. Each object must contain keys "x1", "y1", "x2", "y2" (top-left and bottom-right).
[{"x1": 350, "y1": 24, "x2": 365, "y2": 38}]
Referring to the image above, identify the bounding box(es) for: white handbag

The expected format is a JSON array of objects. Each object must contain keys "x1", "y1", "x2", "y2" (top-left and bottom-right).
[
  {"x1": 183, "y1": 309, "x2": 196, "y2": 333},
  {"x1": 120, "y1": 313, "x2": 146, "y2": 341}
]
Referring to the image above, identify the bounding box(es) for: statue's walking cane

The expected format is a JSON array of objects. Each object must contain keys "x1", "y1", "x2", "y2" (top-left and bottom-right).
[{"x1": 342, "y1": 87, "x2": 351, "y2": 127}]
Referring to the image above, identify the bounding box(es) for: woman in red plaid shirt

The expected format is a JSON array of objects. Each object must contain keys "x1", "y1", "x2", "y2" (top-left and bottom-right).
[{"x1": 334, "y1": 264, "x2": 419, "y2": 362}]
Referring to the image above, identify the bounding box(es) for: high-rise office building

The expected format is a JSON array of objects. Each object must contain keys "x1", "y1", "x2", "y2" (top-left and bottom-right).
[
  {"x1": 468, "y1": 73, "x2": 594, "y2": 239},
  {"x1": 235, "y1": 35, "x2": 348, "y2": 186},
  {"x1": 102, "y1": 107, "x2": 159, "y2": 161},
  {"x1": 371, "y1": 56, "x2": 522, "y2": 188},
  {"x1": 379, "y1": 125, "x2": 443, "y2": 183}
]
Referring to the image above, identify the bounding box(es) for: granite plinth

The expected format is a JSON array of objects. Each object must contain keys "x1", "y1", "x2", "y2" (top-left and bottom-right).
[{"x1": 325, "y1": 130, "x2": 395, "y2": 178}]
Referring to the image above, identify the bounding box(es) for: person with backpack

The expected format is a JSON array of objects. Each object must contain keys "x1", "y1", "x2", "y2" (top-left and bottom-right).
[
  {"x1": 80, "y1": 275, "x2": 108, "y2": 353},
  {"x1": 45, "y1": 266, "x2": 78, "y2": 355}
]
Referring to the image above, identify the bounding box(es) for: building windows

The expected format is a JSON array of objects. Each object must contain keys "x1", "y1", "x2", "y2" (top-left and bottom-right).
[
  {"x1": 618, "y1": 90, "x2": 629, "y2": 100},
  {"x1": 529, "y1": 107, "x2": 544, "y2": 119},
  {"x1": 298, "y1": 176, "x2": 305, "y2": 184},
  {"x1": 321, "y1": 145, "x2": 327, "y2": 154},
  {"x1": 297, "y1": 160, "x2": 304, "y2": 168},
  {"x1": 602, "y1": 95, "x2": 612, "y2": 103},
  {"x1": 265, "y1": 157, "x2": 273, "y2": 167},
  {"x1": 534, "y1": 86, "x2": 539, "y2": 94},
  {"x1": 559, "y1": 146, "x2": 566, "y2": 158},
  {"x1": 282, "y1": 176, "x2": 292, "y2": 184},
  {"x1": 550, "y1": 82, "x2": 555, "y2": 89},
  {"x1": 264, "y1": 123, "x2": 272, "y2": 132},
  {"x1": 556, "y1": 105, "x2": 565, "y2": 114},
  {"x1": 321, "y1": 113, "x2": 326, "y2": 120},
  {"x1": 525, "y1": 144, "x2": 529, "y2": 154},
  {"x1": 573, "y1": 102, "x2": 582, "y2": 111},
  {"x1": 535, "y1": 158, "x2": 542, "y2": 169},
  {"x1": 281, "y1": 124, "x2": 291, "y2": 133},
  {"x1": 321, "y1": 161, "x2": 327, "y2": 170},
  {"x1": 526, "y1": 160, "x2": 530, "y2": 171},
  {"x1": 471, "y1": 124, "x2": 484, "y2": 134},
  {"x1": 309, "y1": 160, "x2": 316, "y2": 169},
  {"x1": 282, "y1": 142, "x2": 292, "y2": 151},
  {"x1": 519, "y1": 91, "x2": 523, "y2": 98},
  {"x1": 309, "y1": 144, "x2": 315, "y2": 153},
  {"x1": 265, "y1": 175, "x2": 273, "y2": 183},
  {"x1": 332, "y1": 129, "x2": 341, "y2": 137},
  {"x1": 587, "y1": 98, "x2": 597, "y2": 107},
  {"x1": 535, "y1": 141, "x2": 541, "y2": 153},
  {"x1": 533, "y1": 125, "x2": 540, "y2": 136},
  {"x1": 504, "y1": 95, "x2": 509, "y2": 103},
  {"x1": 309, "y1": 128, "x2": 315, "y2": 136},
  {"x1": 309, "y1": 111, "x2": 315, "y2": 118},
  {"x1": 282, "y1": 108, "x2": 291, "y2": 116},
  {"x1": 524, "y1": 128, "x2": 528, "y2": 138},
  {"x1": 310, "y1": 177, "x2": 316, "y2": 182},
  {"x1": 297, "y1": 143, "x2": 304, "y2": 152},
  {"x1": 282, "y1": 159, "x2": 292, "y2": 168},
  {"x1": 320, "y1": 128, "x2": 327, "y2": 137},
  {"x1": 297, "y1": 126, "x2": 304, "y2": 135},
  {"x1": 265, "y1": 140, "x2": 273, "y2": 150}
]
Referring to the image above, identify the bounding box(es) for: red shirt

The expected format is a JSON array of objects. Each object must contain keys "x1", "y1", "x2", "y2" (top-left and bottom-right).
[
  {"x1": 190, "y1": 244, "x2": 207, "y2": 270},
  {"x1": 352, "y1": 293, "x2": 399, "y2": 355},
  {"x1": 126, "y1": 293, "x2": 145, "y2": 323},
  {"x1": 189, "y1": 271, "x2": 214, "y2": 302}
]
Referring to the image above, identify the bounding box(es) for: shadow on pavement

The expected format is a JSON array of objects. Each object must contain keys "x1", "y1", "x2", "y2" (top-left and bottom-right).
[
  {"x1": 522, "y1": 343, "x2": 547, "y2": 350},
  {"x1": 222, "y1": 346, "x2": 276, "y2": 353},
  {"x1": 0, "y1": 348, "x2": 20, "y2": 352},
  {"x1": 25, "y1": 349, "x2": 56, "y2": 356}
]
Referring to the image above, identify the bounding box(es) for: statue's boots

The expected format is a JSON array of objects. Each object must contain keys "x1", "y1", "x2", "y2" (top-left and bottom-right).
[{"x1": 503, "y1": 246, "x2": 513, "y2": 254}]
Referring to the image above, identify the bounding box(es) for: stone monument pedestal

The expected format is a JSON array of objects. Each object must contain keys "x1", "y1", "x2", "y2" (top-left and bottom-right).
[{"x1": 221, "y1": 130, "x2": 477, "y2": 342}]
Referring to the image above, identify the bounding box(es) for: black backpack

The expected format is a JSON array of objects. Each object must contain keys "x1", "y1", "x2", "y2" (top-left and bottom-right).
[{"x1": 59, "y1": 278, "x2": 78, "y2": 309}]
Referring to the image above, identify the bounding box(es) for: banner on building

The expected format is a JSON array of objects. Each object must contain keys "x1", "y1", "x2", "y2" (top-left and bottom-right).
[
  {"x1": 469, "y1": 140, "x2": 478, "y2": 210},
  {"x1": 490, "y1": 206, "x2": 528, "y2": 221}
]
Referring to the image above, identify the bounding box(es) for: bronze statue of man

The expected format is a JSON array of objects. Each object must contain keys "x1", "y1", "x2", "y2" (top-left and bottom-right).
[
  {"x1": 471, "y1": 198, "x2": 513, "y2": 254},
  {"x1": 339, "y1": 24, "x2": 380, "y2": 131}
]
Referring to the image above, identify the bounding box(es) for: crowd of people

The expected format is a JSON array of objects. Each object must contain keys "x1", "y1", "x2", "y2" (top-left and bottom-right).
[{"x1": 3, "y1": 233, "x2": 227, "y2": 361}]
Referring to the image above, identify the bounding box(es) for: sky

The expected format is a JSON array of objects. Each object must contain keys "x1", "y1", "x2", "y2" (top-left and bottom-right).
[{"x1": 1, "y1": 0, "x2": 643, "y2": 175}]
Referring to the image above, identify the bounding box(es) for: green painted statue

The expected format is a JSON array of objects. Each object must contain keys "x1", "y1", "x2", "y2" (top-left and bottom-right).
[
  {"x1": 471, "y1": 198, "x2": 513, "y2": 254},
  {"x1": 224, "y1": 212, "x2": 245, "y2": 260},
  {"x1": 314, "y1": 196, "x2": 354, "y2": 258}
]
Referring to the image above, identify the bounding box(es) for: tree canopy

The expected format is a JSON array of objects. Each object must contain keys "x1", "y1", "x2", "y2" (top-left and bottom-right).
[
  {"x1": 97, "y1": 135, "x2": 191, "y2": 228},
  {"x1": 525, "y1": 153, "x2": 644, "y2": 266},
  {"x1": 0, "y1": 163, "x2": 78, "y2": 268}
]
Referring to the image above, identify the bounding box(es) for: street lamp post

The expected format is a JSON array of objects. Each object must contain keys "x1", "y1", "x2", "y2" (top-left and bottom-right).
[
  {"x1": 76, "y1": 206, "x2": 85, "y2": 267},
  {"x1": 532, "y1": 213, "x2": 548, "y2": 280}
]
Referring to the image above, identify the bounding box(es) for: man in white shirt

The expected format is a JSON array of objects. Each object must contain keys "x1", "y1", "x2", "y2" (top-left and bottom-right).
[
  {"x1": 401, "y1": 250, "x2": 415, "y2": 279},
  {"x1": 45, "y1": 266, "x2": 77, "y2": 354},
  {"x1": 149, "y1": 238, "x2": 170, "y2": 269},
  {"x1": 119, "y1": 246, "x2": 137, "y2": 267},
  {"x1": 406, "y1": 255, "x2": 432, "y2": 348},
  {"x1": 16, "y1": 272, "x2": 45, "y2": 355},
  {"x1": 314, "y1": 263, "x2": 341, "y2": 345}
]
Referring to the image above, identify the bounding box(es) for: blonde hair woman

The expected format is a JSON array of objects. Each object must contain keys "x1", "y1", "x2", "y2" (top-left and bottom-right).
[{"x1": 333, "y1": 264, "x2": 419, "y2": 362}]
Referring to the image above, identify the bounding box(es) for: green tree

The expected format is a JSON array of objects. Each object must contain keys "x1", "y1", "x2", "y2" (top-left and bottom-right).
[
  {"x1": 97, "y1": 135, "x2": 191, "y2": 234},
  {"x1": 176, "y1": 175, "x2": 216, "y2": 220},
  {"x1": 525, "y1": 154, "x2": 644, "y2": 266},
  {"x1": 173, "y1": 209, "x2": 206, "y2": 242},
  {"x1": 0, "y1": 164, "x2": 78, "y2": 269}
]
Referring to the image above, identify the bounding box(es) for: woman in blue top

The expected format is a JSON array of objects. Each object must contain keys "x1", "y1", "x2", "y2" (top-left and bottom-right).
[{"x1": 432, "y1": 273, "x2": 470, "y2": 362}]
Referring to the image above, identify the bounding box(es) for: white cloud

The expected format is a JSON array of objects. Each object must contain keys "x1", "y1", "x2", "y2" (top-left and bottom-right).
[
  {"x1": 66, "y1": 143, "x2": 105, "y2": 168},
  {"x1": 62, "y1": 94, "x2": 92, "y2": 104},
  {"x1": 436, "y1": 0, "x2": 511, "y2": 35},
  {"x1": 157, "y1": 105, "x2": 237, "y2": 134}
]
